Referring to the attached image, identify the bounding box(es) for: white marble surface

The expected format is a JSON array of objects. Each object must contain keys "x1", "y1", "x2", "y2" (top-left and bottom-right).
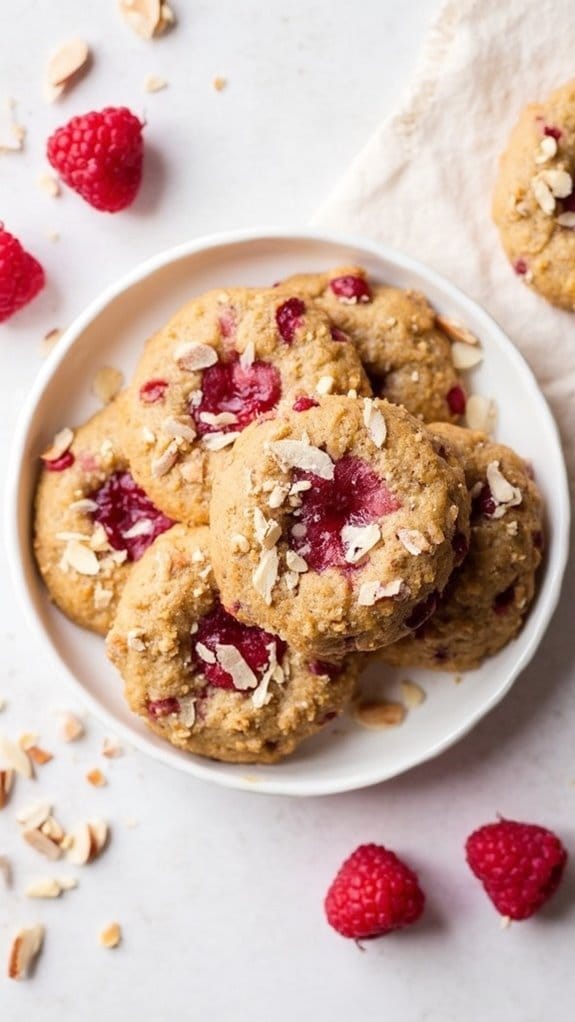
[{"x1": 1, "y1": 2, "x2": 574, "y2": 1019}]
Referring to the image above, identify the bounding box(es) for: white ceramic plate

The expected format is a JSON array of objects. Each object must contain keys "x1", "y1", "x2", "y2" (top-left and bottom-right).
[{"x1": 5, "y1": 228, "x2": 570, "y2": 797}]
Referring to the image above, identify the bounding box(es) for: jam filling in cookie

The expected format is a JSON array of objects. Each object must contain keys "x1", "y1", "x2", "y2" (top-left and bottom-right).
[
  {"x1": 190, "y1": 354, "x2": 282, "y2": 436},
  {"x1": 89, "y1": 469, "x2": 174, "y2": 561},
  {"x1": 191, "y1": 600, "x2": 286, "y2": 690}
]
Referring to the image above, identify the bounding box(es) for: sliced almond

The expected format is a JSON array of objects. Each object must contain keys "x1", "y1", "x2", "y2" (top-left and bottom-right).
[
  {"x1": 46, "y1": 38, "x2": 90, "y2": 89},
  {"x1": 354, "y1": 700, "x2": 405, "y2": 729},
  {"x1": 268, "y1": 439, "x2": 334, "y2": 480},
  {"x1": 199, "y1": 411, "x2": 238, "y2": 428},
  {"x1": 251, "y1": 643, "x2": 281, "y2": 709},
  {"x1": 0, "y1": 768, "x2": 14, "y2": 809},
  {"x1": 534, "y1": 135, "x2": 558, "y2": 163},
  {"x1": 86, "y1": 768, "x2": 107, "y2": 788},
  {"x1": 201, "y1": 430, "x2": 239, "y2": 451},
  {"x1": 60, "y1": 713, "x2": 85, "y2": 742},
  {"x1": 357, "y1": 578, "x2": 404, "y2": 606},
  {"x1": 89, "y1": 819, "x2": 109, "y2": 856},
  {"x1": 16, "y1": 801, "x2": 52, "y2": 829},
  {"x1": 99, "y1": 922, "x2": 122, "y2": 949},
  {"x1": 0, "y1": 855, "x2": 12, "y2": 887},
  {"x1": 127, "y1": 629, "x2": 147, "y2": 653},
  {"x1": 174, "y1": 341, "x2": 218, "y2": 371},
  {"x1": 22, "y1": 828, "x2": 62, "y2": 861},
  {"x1": 239, "y1": 340, "x2": 254, "y2": 368},
  {"x1": 119, "y1": 0, "x2": 161, "y2": 39},
  {"x1": 541, "y1": 168, "x2": 573, "y2": 197},
  {"x1": 40, "y1": 816, "x2": 64, "y2": 843},
  {"x1": 397, "y1": 528, "x2": 431, "y2": 556},
  {"x1": 252, "y1": 546, "x2": 279, "y2": 605},
  {"x1": 27, "y1": 746, "x2": 53, "y2": 766},
  {"x1": 38, "y1": 173, "x2": 60, "y2": 198},
  {"x1": 486, "y1": 461, "x2": 522, "y2": 507},
  {"x1": 102, "y1": 736, "x2": 123, "y2": 758},
  {"x1": 214, "y1": 644, "x2": 258, "y2": 690},
  {"x1": 195, "y1": 642, "x2": 216, "y2": 664},
  {"x1": 0, "y1": 736, "x2": 32, "y2": 778},
  {"x1": 92, "y1": 366, "x2": 124, "y2": 405},
  {"x1": 315, "y1": 375, "x2": 334, "y2": 395},
  {"x1": 151, "y1": 441, "x2": 179, "y2": 477},
  {"x1": 531, "y1": 174, "x2": 555, "y2": 214},
  {"x1": 436, "y1": 316, "x2": 479, "y2": 346},
  {"x1": 7, "y1": 925, "x2": 44, "y2": 980},
  {"x1": 400, "y1": 679, "x2": 426, "y2": 708},
  {"x1": 157, "y1": 2, "x2": 176, "y2": 34},
  {"x1": 230, "y1": 533, "x2": 250, "y2": 554},
  {"x1": 341, "y1": 523, "x2": 381, "y2": 564},
  {"x1": 25, "y1": 877, "x2": 63, "y2": 899},
  {"x1": 161, "y1": 415, "x2": 196, "y2": 443},
  {"x1": 556, "y1": 211, "x2": 575, "y2": 228},
  {"x1": 465, "y1": 394, "x2": 497, "y2": 433},
  {"x1": 61, "y1": 540, "x2": 100, "y2": 576},
  {"x1": 451, "y1": 341, "x2": 483, "y2": 370},
  {"x1": 41, "y1": 426, "x2": 74, "y2": 462},
  {"x1": 66, "y1": 823, "x2": 93, "y2": 865},
  {"x1": 285, "y1": 550, "x2": 308, "y2": 573},
  {"x1": 362, "y1": 398, "x2": 387, "y2": 448},
  {"x1": 268, "y1": 483, "x2": 290, "y2": 509},
  {"x1": 144, "y1": 73, "x2": 168, "y2": 93}
]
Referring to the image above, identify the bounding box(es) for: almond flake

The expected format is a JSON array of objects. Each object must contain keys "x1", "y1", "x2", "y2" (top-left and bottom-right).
[
  {"x1": 127, "y1": 629, "x2": 146, "y2": 653},
  {"x1": 239, "y1": 340, "x2": 254, "y2": 369},
  {"x1": 86, "y1": 768, "x2": 107, "y2": 788},
  {"x1": 99, "y1": 922, "x2": 122, "y2": 949},
  {"x1": 341, "y1": 523, "x2": 381, "y2": 564},
  {"x1": 362, "y1": 398, "x2": 387, "y2": 448},
  {"x1": 486, "y1": 461, "x2": 522, "y2": 511},
  {"x1": 8, "y1": 925, "x2": 44, "y2": 980},
  {"x1": 531, "y1": 174, "x2": 555, "y2": 214},
  {"x1": 95, "y1": 587, "x2": 114, "y2": 620},
  {"x1": 198, "y1": 411, "x2": 237, "y2": 427},
  {"x1": 69, "y1": 498, "x2": 98, "y2": 514},
  {"x1": 62, "y1": 540, "x2": 100, "y2": 576},
  {"x1": 195, "y1": 642, "x2": 216, "y2": 664},
  {"x1": 27, "y1": 746, "x2": 53, "y2": 766},
  {"x1": 285, "y1": 550, "x2": 308, "y2": 573},
  {"x1": 102, "y1": 736, "x2": 123, "y2": 758},
  {"x1": 251, "y1": 643, "x2": 280, "y2": 709},
  {"x1": 541, "y1": 168, "x2": 573, "y2": 197},
  {"x1": 354, "y1": 700, "x2": 405, "y2": 729},
  {"x1": 357, "y1": 578, "x2": 404, "y2": 606},
  {"x1": 22, "y1": 828, "x2": 62, "y2": 861},
  {"x1": 201, "y1": 430, "x2": 240, "y2": 451},
  {"x1": 41, "y1": 816, "x2": 64, "y2": 843},
  {"x1": 556, "y1": 211, "x2": 575, "y2": 228},
  {"x1": 46, "y1": 38, "x2": 90, "y2": 92},
  {"x1": 316, "y1": 375, "x2": 334, "y2": 395},
  {"x1": 436, "y1": 316, "x2": 479, "y2": 346},
  {"x1": 25, "y1": 877, "x2": 64, "y2": 899},
  {"x1": 252, "y1": 546, "x2": 279, "y2": 605},
  {"x1": 162, "y1": 415, "x2": 197, "y2": 443},
  {"x1": 268, "y1": 483, "x2": 290, "y2": 508},
  {"x1": 60, "y1": 713, "x2": 84, "y2": 742},
  {"x1": 92, "y1": 366, "x2": 124, "y2": 405},
  {"x1": 38, "y1": 173, "x2": 60, "y2": 198},
  {"x1": 506, "y1": 520, "x2": 519, "y2": 536},
  {"x1": 465, "y1": 394, "x2": 497, "y2": 433},
  {"x1": 151, "y1": 441, "x2": 179, "y2": 477},
  {"x1": 451, "y1": 341, "x2": 483, "y2": 370},
  {"x1": 400, "y1": 679, "x2": 426, "y2": 708},
  {"x1": 90, "y1": 819, "x2": 109, "y2": 855},
  {"x1": 253, "y1": 508, "x2": 281, "y2": 549},
  {"x1": 0, "y1": 97, "x2": 25, "y2": 153},
  {"x1": 17, "y1": 801, "x2": 52, "y2": 829},
  {"x1": 231, "y1": 533, "x2": 250, "y2": 554},
  {"x1": 215, "y1": 644, "x2": 258, "y2": 690},
  {"x1": 397, "y1": 528, "x2": 430, "y2": 556},
  {"x1": 0, "y1": 855, "x2": 12, "y2": 887},
  {"x1": 41, "y1": 426, "x2": 74, "y2": 462},
  {"x1": 144, "y1": 73, "x2": 168, "y2": 93},
  {"x1": 123, "y1": 519, "x2": 153, "y2": 540},
  {"x1": 119, "y1": 0, "x2": 161, "y2": 39},
  {"x1": 178, "y1": 696, "x2": 196, "y2": 728},
  {"x1": 174, "y1": 341, "x2": 218, "y2": 371},
  {"x1": 0, "y1": 736, "x2": 32, "y2": 778},
  {"x1": 534, "y1": 135, "x2": 558, "y2": 163},
  {"x1": 268, "y1": 439, "x2": 334, "y2": 480},
  {"x1": 0, "y1": 768, "x2": 14, "y2": 808},
  {"x1": 65, "y1": 823, "x2": 93, "y2": 865}
]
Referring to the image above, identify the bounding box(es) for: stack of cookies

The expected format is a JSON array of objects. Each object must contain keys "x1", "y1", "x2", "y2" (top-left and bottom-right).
[{"x1": 33, "y1": 267, "x2": 544, "y2": 764}]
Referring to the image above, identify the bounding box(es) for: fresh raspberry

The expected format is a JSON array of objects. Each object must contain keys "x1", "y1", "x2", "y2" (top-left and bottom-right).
[
  {"x1": 47, "y1": 107, "x2": 144, "y2": 212},
  {"x1": 0, "y1": 226, "x2": 45, "y2": 323},
  {"x1": 324, "y1": 843, "x2": 425, "y2": 939},
  {"x1": 465, "y1": 819, "x2": 568, "y2": 920}
]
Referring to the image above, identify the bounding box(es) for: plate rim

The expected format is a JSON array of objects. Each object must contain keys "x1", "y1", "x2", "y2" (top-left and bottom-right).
[{"x1": 4, "y1": 225, "x2": 571, "y2": 796}]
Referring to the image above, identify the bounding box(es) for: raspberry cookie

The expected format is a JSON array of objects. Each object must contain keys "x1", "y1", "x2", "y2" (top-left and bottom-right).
[
  {"x1": 121, "y1": 287, "x2": 371, "y2": 525},
  {"x1": 106, "y1": 525, "x2": 358, "y2": 763},
  {"x1": 279, "y1": 266, "x2": 465, "y2": 422},
  {"x1": 382, "y1": 423, "x2": 544, "y2": 672},
  {"x1": 493, "y1": 79, "x2": 575, "y2": 310},
  {"x1": 209, "y1": 395, "x2": 470, "y2": 658},
  {"x1": 34, "y1": 395, "x2": 174, "y2": 635}
]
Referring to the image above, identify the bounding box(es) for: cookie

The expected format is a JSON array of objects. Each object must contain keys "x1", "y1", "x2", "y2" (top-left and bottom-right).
[
  {"x1": 34, "y1": 395, "x2": 174, "y2": 635},
  {"x1": 381, "y1": 423, "x2": 544, "y2": 672},
  {"x1": 121, "y1": 287, "x2": 371, "y2": 525},
  {"x1": 493, "y1": 79, "x2": 575, "y2": 310},
  {"x1": 106, "y1": 525, "x2": 359, "y2": 763},
  {"x1": 279, "y1": 266, "x2": 465, "y2": 422},
  {"x1": 209, "y1": 395, "x2": 470, "y2": 658}
]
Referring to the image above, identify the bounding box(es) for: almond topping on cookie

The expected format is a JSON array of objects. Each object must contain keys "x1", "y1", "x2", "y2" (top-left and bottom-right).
[
  {"x1": 41, "y1": 426, "x2": 74, "y2": 462},
  {"x1": 341, "y1": 523, "x2": 381, "y2": 564},
  {"x1": 174, "y1": 341, "x2": 218, "y2": 371},
  {"x1": 151, "y1": 441, "x2": 179, "y2": 477},
  {"x1": 531, "y1": 168, "x2": 573, "y2": 213},
  {"x1": 198, "y1": 411, "x2": 238, "y2": 427},
  {"x1": 285, "y1": 550, "x2": 308, "y2": 573},
  {"x1": 195, "y1": 642, "x2": 216, "y2": 664},
  {"x1": 7, "y1": 925, "x2": 44, "y2": 980},
  {"x1": 161, "y1": 415, "x2": 197, "y2": 443},
  {"x1": 436, "y1": 316, "x2": 479, "y2": 345},
  {"x1": 357, "y1": 578, "x2": 404, "y2": 606},
  {"x1": 556, "y1": 211, "x2": 575, "y2": 228},
  {"x1": 534, "y1": 135, "x2": 558, "y2": 163},
  {"x1": 253, "y1": 509, "x2": 282, "y2": 549},
  {"x1": 268, "y1": 439, "x2": 334, "y2": 480},
  {"x1": 127, "y1": 629, "x2": 147, "y2": 652},
  {"x1": 60, "y1": 539, "x2": 99, "y2": 579},
  {"x1": 316, "y1": 375, "x2": 334, "y2": 395},
  {"x1": 201, "y1": 431, "x2": 240, "y2": 451},
  {"x1": 240, "y1": 341, "x2": 255, "y2": 369},
  {"x1": 230, "y1": 533, "x2": 250, "y2": 554},
  {"x1": 486, "y1": 461, "x2": 522, "y2": 515},
  {"x1": 362, "y1": 399, "x2": 387, "y2": 448},
  {"x1": 451, "y1": 342, "x2": 483, "y2": 370},
  {"x1": 215, "y1": 645, "x2": 258, "y2": 690},
  {"x1": 252, "y1": 546, "x2": 279, "y2": 605},
  {"x1": 251, "y1": 643, "x2": 282, "y2": 709},
  {"x1": 397, "y1": 528, "x2": 431, "y2": 555}
]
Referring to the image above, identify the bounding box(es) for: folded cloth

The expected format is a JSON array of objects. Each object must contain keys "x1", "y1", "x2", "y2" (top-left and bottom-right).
[{"x1": 313, "y1": 0, "x2": 575, "y2": 476}]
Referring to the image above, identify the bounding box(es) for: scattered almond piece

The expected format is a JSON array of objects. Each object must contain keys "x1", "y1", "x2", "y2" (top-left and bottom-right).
[
  {"x1": 144, "y1": 73, "x2": 168, "y2": 93},
  {"x1": 436, "y1": 316, "x2": 479, "y2": 346},
  {"x1": 102, "y1": 736, "x2": 123, "y2": 758},
  {"x1": 0, "y1": 97, "x2": 25, "y2": 153},
  {"x1": 18, "y1": 732, "x2": 39, "y2": 751},
  {"x1": 500, "y1": 915, "x2": 512, "y2": 930},
  {"x1": 119, "y1": 0, "x2": 173, "y2": 39},
  {"x1": 22, "y1": 828, "x2": 62, "y2": 861},
  {"x1": 99, "y1": 922, "x2": 122, "y2": 949},
  {"x1": 157, "y1": 2, "x2": 176, "y2": 34},
  {"x1": 354, "y1": 700, "x2": 406, "y2": 729},
  {"x1": 0, "y1": 768, "x2": 14, "y2": 809},
  {"x1": 451, "y1": 341, "x2": 483, "y2": 371},
  {"x1": 213, "y1": 76, "x2": 227, "y2": 92},
  {"x1": 92, "y1": 366, "x2": 124, "y2": 405},
  {"x1": 25, "y1": 877, "x2": 63, "y2": 899},
  {"x1": 86, "y1": 768, "x2": 107, "y2": 788},
  {"x1": 26, "y1": 746, "x2": 53, "y2": 766},
  {"x1": 0, "y1": 736, "x2": 33, "y2": 778},
  {"x1": 465, "y1": 394, "x2": 497, "y2": 433},
  {"x1": 7, "y1": 925, "x2": 44, "y2": 980},
  {"x1": 38, "y1": 172, "x2": 61, "y2": 198},
  {"x1": 17, "y1": 802, "x2": 52, "y2": 829},
  {"x1": 400, "y1": 679, "x2": 426, "y2": 709},
  {"x1": 59, "y1": 713, "x2": 85, "y2": 742},
  {"x1": 0, "y1": 855, "x2": 12, "y2": 887},
  {"x1": 41, "y1": 426, "x2": 74, "y2": 463},
  {"x1": 45, "y1": 38, "x2": 90, "y2": 96},
  {"x1": 67, "y1": 819, "x2": 108, "y2": 865}
]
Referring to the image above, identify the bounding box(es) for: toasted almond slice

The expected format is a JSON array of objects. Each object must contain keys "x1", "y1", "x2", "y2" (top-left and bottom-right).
[
  {"x1": 0, "y1": 736, "x2": 32, "y2": 778},
  {"x1": 119, "y1": 0, "x2": 161, "y2": 38},
  {"x1": 66, "y1": 823, "x2": 92, "y2": 865},
  {"x1": 0, "y1": 855, "x2": 12, "y2": 887},
  {"x1": 397, "y1": 528, "x2": 431, "y2": 556},
  {"x1": 315, "y1": 375, "x2": 334, "y2": 395},
  {"x1": 68, "y1": 498, "x2": 99, "y2": 514},
  {"x1": 16, "y1": 801, "x2": 52, "y2": 829},
  {"x1": 40, "y1": 816, "x2": 64, "y2": 843},
  {"x1": 541, "y1": 168, "x2": 573, "y2": 198},
  {"x1": 201, "y1": 431, "x2": 240, "y2": 451},
  {"x1": 195, "y1": 641, "x2": 216, "y2": 664},
  {"x1": 102, "y1": 736, "x2": 123, "y2": 759},
  {"x1": 62, "y1": 540, "x2": 100, "y2": 576},
  {"x1": 436, "y1": 316, "x2": 479, "y2": 346},
  {"x1": 354, "y1": 700, "x2": 406, "y2": 729},
  {"x1": 252, "y1": 546, "x2": 279, "y2": 605},
  {"x1": 400, "y1": 679, "x2": 426, "y2": 708},
  {"x1": 46, "y1": 38, "x2": 90, "y2": 88},
  {"x1": 162, "y1": 415, "x2": 197, "y2": 443},
  {"x1": 156, "y1": 1, "x2": 176, "y2": 34},
  {"x1": 199, "y1": 411, "x2": 238, "y2": 427},
  {"x1": 174, "y1": 341, "x2": 218, "y2": 371},
  {"x1": 86, "y1": 768, "x2": 107, "y2": 788},
  {"x1": 215, "y1": 644, "x2": 258, "y2": 690},
  {"x1": 531, "y1": 174, "x2": 555, "y2": 214},
  {"x1": 556, "y1": 211, "x2": 575, "y2": 228},
  {"x1": 144, "y1": 73, "x2": 168, "y2": 92},
  {"x1": 60, "y1": 713, "x2": 85, "y2": 742},
  {"x1": 451, "y1": 341, "x2": 483, "y2": 370},
  {"x1": 0, "y1": 768, "x2": 14, "y2": 809},
  {"x1": 27, "y1": 746, "x2": 53, "y2": 766},
  {"x1": 268, "y1": 439, "x2": 334, "y2": 480},
  {"x1": 38, "y1": 173, "x2": 60, "y2": 198},
  {"x1": 8, "y1": 925, "x2": 44, "y2": 980},
  {"x1": 151, "y1": 441, "x2": 179, "y2": 477},
  {"x1": 57, "y1": 875, "x2": 78, "y2": 891},
  {"x1": 22, "y1": 828, "x2": 62, "y2": 861},
  {"x1": 92, "y1": 366, "x2": 124, "y2": 405},
  {"x1": 486, "y1": 461, "x2": 522, "y2": 506},
  {"x1": 357, "y1": 578, "x2": 404, "y2": 606},
  {"x1": 341, "y1": 523, "x2": 381, "y2": 564},
  {"x1": 534, "y1": 135, "x2": 558, "y2": 163},
  {"x1": 285, "y1": 550, "x2": 308, "y2": 573},
  {"x1": 25, "y1": 877, "x2": 63, "y2": 899},
  {"x1": 89, "y1": 819, "x2": 109, "y2": 855},
  {"x1": 99, "y1": 922, "x2": 122, "y2": 949},
  {"x1": 40, "y1": 426, "x2": 74, "y2": 462},
  {"x1": 465, "y1": 394, "x2": 497, "y2": 433}
]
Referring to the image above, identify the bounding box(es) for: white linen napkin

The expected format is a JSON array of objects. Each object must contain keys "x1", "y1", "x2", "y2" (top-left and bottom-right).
[{"x1": 313, "y1": 0, "x2": 575, "y2": 476}]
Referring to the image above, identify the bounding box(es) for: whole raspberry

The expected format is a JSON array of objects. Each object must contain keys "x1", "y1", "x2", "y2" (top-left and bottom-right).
[
  {"x1": 324, "y1": 843, "x2": 425, "y2": 939},
  {"x1": 0, "y1": 226, "x2": 45, "y2": 323},
  {"x1": 466, "y1": 819, "x2": 567, "y2": 920},
  {"x1": 47, "y1": 107, "x2": 144, "y2": 212}
]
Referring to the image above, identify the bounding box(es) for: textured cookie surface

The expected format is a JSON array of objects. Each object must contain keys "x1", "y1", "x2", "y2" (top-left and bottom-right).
[
  {"x1": 279, "y1": 266, "x2": 465, "y2": 422},
  {"x1": 106, "y1": 525, "x2": 359, "y2": 763},
  {"x1": 121, "y1": 286, "x2": 371, "y2": 525},
  {"x1": 382, "y1": 423, "x2": 544, "y2": 671},
  {"x1": 34, "y1": 395, "x2": 174, "y2": 634},
  {"x1": 493, "y1": 79, "x2": 575, "y2": 310},
  {"x1": 209, "y1": 395, "x2": 470, "y2": 658}
]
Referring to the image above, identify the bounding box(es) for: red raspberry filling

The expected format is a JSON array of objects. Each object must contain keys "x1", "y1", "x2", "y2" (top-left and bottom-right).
[
  {"x1": 472, "y1": 482, "x2": 497, "y2": 519},
  {"x1": 291, "y1": 455, "x2": 400, "y2": 572},
  {"x1": 147, "y1": 697, "x2": 180, "y2": 720},
  {"x1": 292, "y1": 396, "x2": 319, "y2": 412},
  {"x1": 446, "y1": 385, "x2": 466, "y2": 416},
  {"x1": 406, "y1": 590, "x2": 439, "y2": 631},
  {"x1": 452, "y1": 532, "x2": 469, "y2": 565},
  {"x1": 330, "y1": 326, "x2": 350, "y2": 343},
  {"x1": 493, "y1": 584, "x2": 515, "y2": 615},
  {"x1": 309, "y1": 659, "x2": 343, "y2": 678},
  {"x1": 218, "y1": 307, "x2": 237, "y2": 339},
  {"x1": 543, "y1": 124, "x2": 562, "y2": 140},
  {"x1": 329, "y1": 275, "x2": 372, "y2": 303},
  {"x1": 192, "y1": 601, "x2": 286, "y2": 690},
  {"x1": 276, "y1": 297, "x2": 306, "y2": 344},
  {"x1": 139, "y1": 379, "x2": 168, "y2": 403},
  {"x1": 191, "y1": 354, "x2": 281, "y2": 435},
  {"x1": 43, "y1": 450, "x2": 75, "y2": 472},
  {"x1": 89, "y1": 470, "x2": 173, "y2": 560}
]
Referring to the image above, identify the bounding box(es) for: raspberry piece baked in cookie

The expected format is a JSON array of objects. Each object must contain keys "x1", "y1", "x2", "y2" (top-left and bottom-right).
[
  {"x1": 121, "y1": 287, "x2": 371, "y2": 525},
  {"x1": 381, "y1": 423, "x2": 544, "y2": 671},
  {"x1": 34, "y1": 395, "x2": 174, "y2": 634},
  {"x1": 278, "y1": 266, "x2": 465, "y2": 422},
  {"x1": 493, "y1": 79, "x2": 575, "y2": 310},
  {"x1": 106, "y1": 525, "x2": 359, "y2": 763},
  {"x1": 209, "y1": 395, "x2": 470, "y2": 658}
]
